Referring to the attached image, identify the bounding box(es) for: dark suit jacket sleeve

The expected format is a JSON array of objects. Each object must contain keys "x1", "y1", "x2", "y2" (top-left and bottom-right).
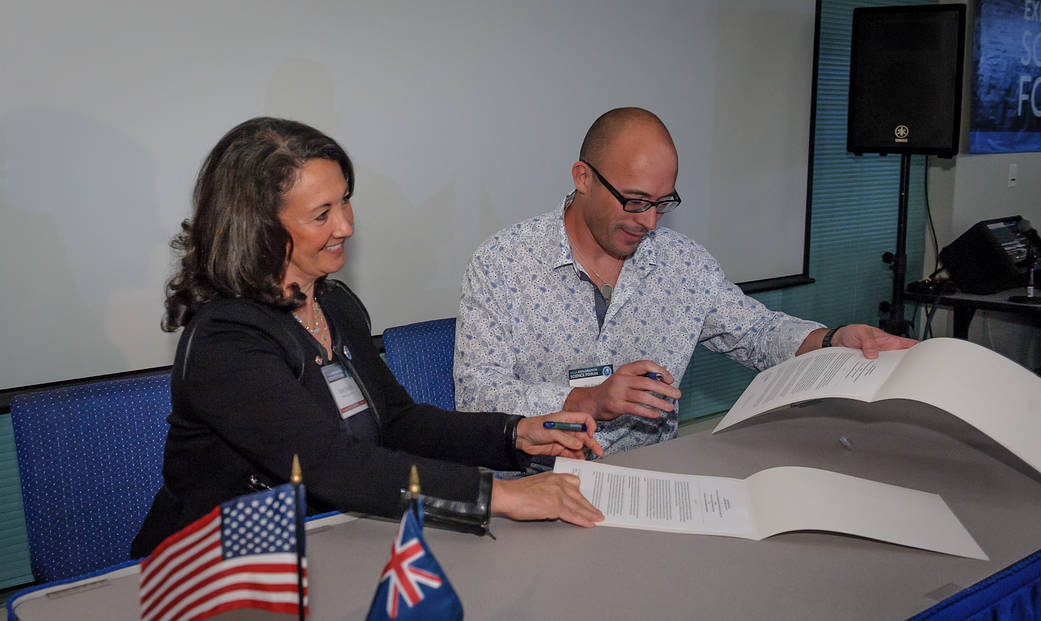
[
  {"x1": 325, "y1": 287, "x2": 526, "y2": 471},
  {"x1": 172, "y1": 302, "x2": 516, "y2": 522}
]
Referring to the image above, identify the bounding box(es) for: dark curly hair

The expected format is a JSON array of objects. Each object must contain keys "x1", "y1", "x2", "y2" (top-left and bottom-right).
[{"x1": 163, "y1": 117, "x2": 354, "y2": 331}]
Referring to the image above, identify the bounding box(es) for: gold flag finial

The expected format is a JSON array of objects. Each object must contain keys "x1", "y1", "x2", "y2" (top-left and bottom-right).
[
  {"x1": 409, "y1": 465, "x2": 420, "y2": 499},
  {"x1": 291, "y1": 454, "x2": 303, "y2": 485}
]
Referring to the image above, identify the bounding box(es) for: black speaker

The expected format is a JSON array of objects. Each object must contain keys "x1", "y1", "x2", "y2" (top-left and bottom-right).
[
  {"x1": 847, "y1": 4, "x2": 966, "y2": 157},
  {"x1": 939, "y1": 216, "x2": 1041, "y2": 294}
]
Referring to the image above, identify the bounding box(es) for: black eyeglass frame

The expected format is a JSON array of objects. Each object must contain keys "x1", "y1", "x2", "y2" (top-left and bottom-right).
[{"x1": 579, "y1": 159, "x2": 682, "y2": 214}]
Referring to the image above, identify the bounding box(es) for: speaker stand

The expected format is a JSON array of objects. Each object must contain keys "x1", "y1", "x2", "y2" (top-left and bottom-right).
[{"x1": 879, "y1": 153, "x2": 913, "y2": 337}]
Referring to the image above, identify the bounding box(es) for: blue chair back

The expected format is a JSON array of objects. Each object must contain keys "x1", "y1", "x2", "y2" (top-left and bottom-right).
[
  {"x1": 382, "y1": 318, "x2": 457, "y2": 410},
  {"x1": 10, "y1": 373, "x2": 171, "y2": 582}
]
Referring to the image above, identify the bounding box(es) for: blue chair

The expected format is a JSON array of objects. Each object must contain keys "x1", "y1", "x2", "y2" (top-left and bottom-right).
[
  {"x1": 10, "y1": 373, "x2": 171, "y2": 582},
  {"x1": 382, "y1": 318, "x2": 457, "y2": 410}
]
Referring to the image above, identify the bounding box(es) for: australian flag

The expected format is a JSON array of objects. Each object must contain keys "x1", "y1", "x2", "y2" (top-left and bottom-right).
[{"x1": 366, "y1": 502, "x2": 463, "y2": 621}]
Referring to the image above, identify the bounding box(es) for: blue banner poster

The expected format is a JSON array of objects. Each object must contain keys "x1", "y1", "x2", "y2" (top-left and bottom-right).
[{"x1": 971, "y1": 0, "x2": 1041, "y2": 153}]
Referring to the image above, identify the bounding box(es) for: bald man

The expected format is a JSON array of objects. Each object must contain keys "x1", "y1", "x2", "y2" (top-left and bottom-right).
[{"x1": 454, "y1": 108, "x2": 914, "y2": 459}]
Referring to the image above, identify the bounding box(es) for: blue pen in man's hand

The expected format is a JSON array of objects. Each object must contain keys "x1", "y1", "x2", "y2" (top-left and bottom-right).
[
  {"x1": 543, "y1": 421, "x2": 588, "y2": 432},
  {"x1": 642, "y1": 372, "x2": 670, "y2": 408}
]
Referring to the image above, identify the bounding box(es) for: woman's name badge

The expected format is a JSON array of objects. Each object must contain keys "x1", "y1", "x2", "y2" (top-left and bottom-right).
[
  {"x1": 321, "y1": 363, "x2": 368, "y2": 419},
  {"x1": 568, "y1": 364, "x2": 613, "y2": 388}
]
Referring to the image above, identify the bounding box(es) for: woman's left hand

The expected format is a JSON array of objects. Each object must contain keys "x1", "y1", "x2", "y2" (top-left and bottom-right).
[
  {"x1": 516, "y1": 411, "x2": 603, "y2": 460},
  {"x1": 490, "y1": 473, "x2": 603, "y2": 527}
]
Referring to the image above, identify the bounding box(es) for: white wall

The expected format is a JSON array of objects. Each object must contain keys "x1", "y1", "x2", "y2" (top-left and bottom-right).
[
  {"x1": 929, "y1": 155, "x2": 1041, "y2": 249},
  {"x1": 0, "y1": 1, "x2": 819, "y2": 389}
]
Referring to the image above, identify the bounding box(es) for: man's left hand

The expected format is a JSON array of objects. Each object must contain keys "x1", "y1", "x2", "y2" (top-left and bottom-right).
[{"x1": 799, "y1": 324, "x2": 917, "y2": 359}]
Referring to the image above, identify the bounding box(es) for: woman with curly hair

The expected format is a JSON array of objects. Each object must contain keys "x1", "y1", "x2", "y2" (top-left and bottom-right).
[{"x1": 132, "y1": 117, "x2": 602, "y2": 557}]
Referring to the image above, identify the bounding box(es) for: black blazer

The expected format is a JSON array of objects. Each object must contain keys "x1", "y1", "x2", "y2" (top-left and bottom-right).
[{"x1": 132, "y1": 281, "x2": 524, "y2": 557}]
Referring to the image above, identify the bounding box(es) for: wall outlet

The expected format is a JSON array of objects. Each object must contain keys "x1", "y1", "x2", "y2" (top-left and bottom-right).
[{"x1": 1008, "y1": 163, "x2": 1018, "y2": 188}]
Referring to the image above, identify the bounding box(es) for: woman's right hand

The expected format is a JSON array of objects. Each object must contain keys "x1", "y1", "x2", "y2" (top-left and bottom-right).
[{"x1": 490, "y1": 472, "x2": 604, "y2": 528}]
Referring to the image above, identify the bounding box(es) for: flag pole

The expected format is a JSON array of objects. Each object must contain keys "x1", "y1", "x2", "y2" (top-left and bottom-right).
[
  {"x1": 409, "y1": 465, "x2": 421, "y2": 519},
  {"x1": 292, "y1": 454, "x2": 306, "y2": 621}
]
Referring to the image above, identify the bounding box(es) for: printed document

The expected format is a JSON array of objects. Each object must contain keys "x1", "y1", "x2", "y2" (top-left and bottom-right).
[
  {"x1": 554, "y1": 458, "x2": 986, "y2": 560},
  {"x1": 713, "y1": 338, "x2": 1041, "y2": 475}
]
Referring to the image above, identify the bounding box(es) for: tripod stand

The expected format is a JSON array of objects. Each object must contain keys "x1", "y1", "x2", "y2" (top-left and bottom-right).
[{"x1": 878, "y1": 153, "x2": 914, "y2": 338}]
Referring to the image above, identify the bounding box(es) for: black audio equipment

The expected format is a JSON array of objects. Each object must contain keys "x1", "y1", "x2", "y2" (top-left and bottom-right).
[
  {"x1": 940, "y1": 216, "x2": 1041, "y2": 294},
  {"x1": 848, "y1": 4, "x2": 966, "y2": 157}
]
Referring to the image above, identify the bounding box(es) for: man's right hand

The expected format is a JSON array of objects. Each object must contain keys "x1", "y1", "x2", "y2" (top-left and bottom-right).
[{"x1": 562, "y1": 360, "x2": 682, "y2": 421}]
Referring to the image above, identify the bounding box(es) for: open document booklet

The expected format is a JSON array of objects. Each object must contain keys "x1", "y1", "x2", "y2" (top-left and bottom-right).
[
  {"x1": 713, "y1": 337, "x2": 1041, "y2": 475},
  {"x1": 553, "y1": 458, "x2": 986, "y2": 559}
]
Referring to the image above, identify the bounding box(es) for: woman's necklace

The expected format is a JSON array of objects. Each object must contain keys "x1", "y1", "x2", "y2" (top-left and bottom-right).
[
  {"x1": 295, "y1": 296, "x2": 330, "y2": 347},
  {"x1": 570, "y1": 242, "x2": 620, "y2": 303}
]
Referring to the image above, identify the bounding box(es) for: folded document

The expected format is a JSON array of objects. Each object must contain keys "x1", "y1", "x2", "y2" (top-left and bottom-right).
[
  {"x1": 554, "y1": 457, "x2": 986, "y2": 560},
  {"x1": 713, "y1": 338, "x2": 1041, "y2": 476}
]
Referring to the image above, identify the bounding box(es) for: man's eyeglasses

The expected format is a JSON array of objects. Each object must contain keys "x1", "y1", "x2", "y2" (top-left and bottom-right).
[{"x1": 580, "y1": 159, "x2": 681, "y2": 214}]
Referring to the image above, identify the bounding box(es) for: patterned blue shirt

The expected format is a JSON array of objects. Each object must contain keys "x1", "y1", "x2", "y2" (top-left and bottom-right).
[{"x1": 454, "y1": 195, "x2": 823, "y2": 455}]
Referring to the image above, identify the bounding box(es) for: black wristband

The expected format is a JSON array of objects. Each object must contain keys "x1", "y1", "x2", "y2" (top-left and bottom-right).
[
  {"x1": 502, "y1": 414, "x2": 529, "y2": 470},
  {"x1": 504, "y1": 414, "x2": 521, "y2": 452},
  {"x1": 821, "y1": 325, "x2": 844, "y2": 348}
]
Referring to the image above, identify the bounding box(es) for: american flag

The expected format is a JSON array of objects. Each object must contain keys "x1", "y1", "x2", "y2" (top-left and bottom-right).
[
  {"x1": 139, "y1": 483, "x2": 307, "y2": 621},
  {"x1": 367, "y1": 502, "x2": 462, "y2": 621}
]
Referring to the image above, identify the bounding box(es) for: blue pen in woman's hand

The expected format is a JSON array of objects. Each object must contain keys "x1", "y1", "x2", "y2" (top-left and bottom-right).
[{"x1": 543, "y1": 421, "x2": 588, "y2": 432}]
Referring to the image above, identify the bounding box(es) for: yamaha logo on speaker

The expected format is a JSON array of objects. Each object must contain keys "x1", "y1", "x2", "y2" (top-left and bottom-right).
[{"x1": 894, "y1": 124, "x2": 909, "y2": 143}]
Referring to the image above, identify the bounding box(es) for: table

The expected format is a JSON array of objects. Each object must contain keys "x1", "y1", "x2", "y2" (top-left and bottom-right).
[
  {"x1": 904, "y1": 287, "x2": 1041, "y2": 339},
  {"x1": 10, "y1": 400, "x2": 1041, "y2": 620}
]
